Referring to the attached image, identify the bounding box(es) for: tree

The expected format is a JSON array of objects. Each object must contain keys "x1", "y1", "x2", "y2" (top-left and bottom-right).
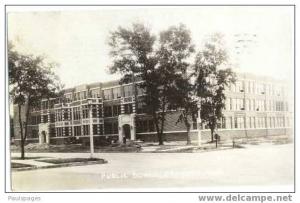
[
  {"x1": 108, "y1": 23, "x2": 195, "y2": 145},
  {"x1": 108, "y1": 23, "x2": 163, "y2": 143},
  {"x1": 169, "y1": 75, "x2": 198, "y2": 145},
  {"x1": 194, "y1": 33, "x2": 236, "y2": 146},
  {"x1": 158, "y1": 24, "x2": 196, "y2": 145},
  {"x1": 8, "y1": 43, "x2": 61, "y2": 159}
]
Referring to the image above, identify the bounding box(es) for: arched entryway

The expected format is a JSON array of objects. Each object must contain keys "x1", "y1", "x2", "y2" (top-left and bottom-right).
[
  {"x1": 122, "y1": 124, "x2": 131, "y2": 144},
  {"x1": 118, "y1": 114, "x2": 136, "y2": 143},
  {"x1": 38, "y1": 123, "x2": 50, "y2": 144},
  {"x1": 41, "y1": 131, "x2": 47, "y2": 143}
]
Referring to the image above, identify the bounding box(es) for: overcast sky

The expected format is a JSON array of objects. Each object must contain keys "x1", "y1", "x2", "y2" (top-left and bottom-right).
[{"x1": 7, "y1": 6, "x2": 294, "y2": 88}]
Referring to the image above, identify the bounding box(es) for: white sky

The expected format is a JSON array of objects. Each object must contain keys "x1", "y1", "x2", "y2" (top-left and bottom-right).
[{"x1": 7, "y1": 6, "x2": 294, "y2": 88}]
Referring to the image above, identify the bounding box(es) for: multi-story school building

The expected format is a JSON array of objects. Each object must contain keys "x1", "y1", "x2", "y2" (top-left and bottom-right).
[{"x1": 12, "y1": 72, "x2": 293, "y2": 145}]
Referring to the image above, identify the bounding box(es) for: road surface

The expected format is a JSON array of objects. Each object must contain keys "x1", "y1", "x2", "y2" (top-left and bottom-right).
[{"x1": 10, "y1": 143, "x2": 294, "y2": 192}]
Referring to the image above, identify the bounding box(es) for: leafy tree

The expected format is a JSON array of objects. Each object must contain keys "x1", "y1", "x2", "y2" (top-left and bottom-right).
[
  {"x1": 108, "y1": 23, "x2": 164, "y2": 143},
  {"x1": 8, "y1": 43, "x2": 61, "y2": 159},
  {"x1": 169, "y1": 75, "x2": 198, "y2": 145},
  {"x1": 158, "y1": 24, "x2": 196, "y2": 145},
  {"x1": 194, "y1": 34, "x2": 236, "y2": 145},
  {"x1": 108, "y1": 23, "x2": 195, "y2": 145}
]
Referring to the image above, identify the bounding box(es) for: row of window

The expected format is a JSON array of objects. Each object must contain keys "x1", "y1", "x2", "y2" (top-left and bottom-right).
[
  {"x1": 50, "y1": 115, "x2": 290, "y2": 137},
  {"x1": 57, "y1": 125, "x2": 103, "y2": 137},
  {"x1": 192, "y1": 116, "x2": 290, "y2": 130},
  {"x1": 229, "y1": 80, "x2": 285, "y2": 96},
  {"x1": 64, "y1": 85, "x2": 145, "y2": 102},
  {"x1": 226, "y1": 98, "x2": 288, "y2": 112}
]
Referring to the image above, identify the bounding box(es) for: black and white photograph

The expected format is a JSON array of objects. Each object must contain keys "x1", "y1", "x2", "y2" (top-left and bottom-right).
[{"x1": 3, "y1": 4, "x2": 296, "y2": 198}]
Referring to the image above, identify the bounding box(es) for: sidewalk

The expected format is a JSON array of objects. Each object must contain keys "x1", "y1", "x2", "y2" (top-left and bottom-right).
[{"x1": 11, "y1": 155, "x2": 107, "y2": 172}]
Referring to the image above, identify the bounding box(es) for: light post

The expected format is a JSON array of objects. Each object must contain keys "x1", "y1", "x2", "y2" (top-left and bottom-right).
[{"x1": 88, "y1": 99, "x2": 94, "y2": 159}]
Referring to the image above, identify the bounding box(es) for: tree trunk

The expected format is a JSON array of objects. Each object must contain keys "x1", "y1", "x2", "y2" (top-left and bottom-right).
[
  {"x1": 152, "y1": 112, "x2": 163, "y2": 145},
  {"x1": 159, "y1": 118, "x2": 165, "y2": 145},
  {"x1": 18, "y1": 105, "x2": 25, "y2": 159},
  {"x1": 210, "y1": 128, "x2": 214, "y2": 142},
  {"x1": 158, "y1": 98, "x2": 167, "y2": 146},
  {"x1": 20, "y1": 137, "x2": 25, "y2": 159},
  {"x1": 21, "y1": 101, "x2": 31, "y2": 159},
  {"x1": 24, "y1": 103, "x2": 31, "y2": 141},
  {"x1": 185, "y1": 118, "x2": 191, "y2": 145},
  {"x1": 186, "y1": 126, "x2": 191, "y2": 145}
]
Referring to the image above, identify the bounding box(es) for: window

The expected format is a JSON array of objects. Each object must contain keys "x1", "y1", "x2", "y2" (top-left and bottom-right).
[
  {"x1": 103, "y1": 89, "x2": 112, "y2": 100},
  {"x1": 65, "y1": 93, "x2": 73, "y2": 102},
  {"x1": 124, "y1": 85, "x2": 132, "y2": 97},
  {"x1": 64, "y1": 110, "x2": 69, "y2": 121},
  {"x1": 112, "y1": 87, "x2": 121, "y2": 99},
  {"x1": 31, "y1": 129, "x2": 38, "y2": 138},
  {"x1": 82, "y1": 106, "x2": 89, "y2": 119},
  {"x1": 124, "y1": 104, "x2": 133, "y2": 114},
  {"x1": 232, "y1": 99, "x2": 236, "y2": 110},
  {"x1": 74, "y1": 126, "x2": 81, "y2": 136},
  {"x1": 104, "y1": 106, "x2": 112, "y2": 117},
  {"x1": 99, "y1": 124, "x2": 104, "y2": 135},
  {"x1": 249, "y1": 99, "x2": 252, "y2": 111},
  {"x1": 83, "y1": 125, "x2": 90, "y2": 135},
  {"x1": 41, "y1": 101, "x2": 48, "y2": 110},
  {"x1": 221, "y1": 117, "x2": 226, "y2": 129},
  {"x1": 225, "y1": 98, "x2": 230, "y2": 110},
  {"x1": 234, "y1": 117, "x2": 238, "y2": 128},
  {"x1": 228, "y1": 117, "x2": 232, "y2": 129},
  {"x1": 104, "y1": 122, "x2": 112, "y2": 134},
  {"x1": 90, "y1": 88, "x2": 101, "y2": 98},
  {"x1": 73, "y1": 107, "x2": 81, "y2": 120},
  {"x1": 74, "y1": 91, "x2": 87, "y2": 100},
  {"x1": 43, "y1": 115, "x2": 48, "y2": 123},
  {"x1": 137, "y1": 101, "x2": 147, "y2": 114},
  {"x1": 248, "y1": 81, "x2": 251, "y2": 93},
  {"x1": 137, "y1": 120, "x2": 155, "y2": 132},
  {"x1": 93, "y1": 125, "x2": 98, "y2": 135},
  {"x1": 137, "y1": 86, "x2": 145, "y2": 95},
  {"x1": 112, "y1": 105, "x2": 121, "y2": 116},
  {"x1": 56, "y1": 111, "x2": 62, "y2": 121},
  {"x1": 92, "y1": 105, "x2": 98, "y2": 118},
  {"x1": 113, "y1": 122, "x2": 118, "y2": 134},
  {"x1": 104, "y1": 122, "x2": 118, "y2": 134},
  {"x1": 50, "y1": 113, "x2": 55, "y2": 123},
  {"x1": 56, "y1": 127, "x2": 63, "y2": 137},
  {"x1": 237, "y1": 117, "x2": 245, "y2": 129},
  {"x1": 65, "y1": 127, "x2": 70, "y2": 136},
  {"x1": 149, "y1": 120, "x2": 155, "y2": 132}
]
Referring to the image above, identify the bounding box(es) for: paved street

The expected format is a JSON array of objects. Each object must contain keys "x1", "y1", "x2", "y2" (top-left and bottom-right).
[{"x1": 11, "y1": 143, "x2": 294, "y2": 192}]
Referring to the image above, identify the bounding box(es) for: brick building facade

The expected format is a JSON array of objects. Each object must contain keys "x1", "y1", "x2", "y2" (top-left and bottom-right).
[{"x1": 12, "y1": 72, "x2": 293, "y2": 145}]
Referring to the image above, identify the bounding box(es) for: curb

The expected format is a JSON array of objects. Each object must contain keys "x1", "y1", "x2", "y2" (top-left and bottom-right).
[{"x1": 12, "y1": 159, "x2": 108, "y2": 172}]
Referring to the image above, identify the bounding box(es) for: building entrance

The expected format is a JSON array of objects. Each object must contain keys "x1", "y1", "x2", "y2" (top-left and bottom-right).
[
  {"x1": 118, "y1": 114, "x2": 136, "y2": 143},
  {"x1": 122, "y1": 124, "x2": 131, "y2": 144}
]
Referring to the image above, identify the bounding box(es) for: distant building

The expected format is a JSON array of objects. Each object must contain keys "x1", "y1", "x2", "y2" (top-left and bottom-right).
[{"x1": 12, "y1": 72, "x2": 293, "y2": 145}]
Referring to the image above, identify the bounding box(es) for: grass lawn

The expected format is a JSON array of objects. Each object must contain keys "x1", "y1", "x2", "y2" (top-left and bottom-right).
[
  {"x1": 36, "y1": 157, "x2": 105, "y2": 164},
  {"x1": 11, "y1": 143, "x2": 141, "y2": 153},
  {"x1": 11, "y1": 162, "x2": 34, "y2": 169},
  {"x1": 11, "y1": 156, "x2": 49, "y2": 160}
]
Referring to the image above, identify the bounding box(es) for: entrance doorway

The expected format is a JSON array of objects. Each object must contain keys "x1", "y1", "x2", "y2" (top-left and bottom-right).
[
  {"x1": 118, "y1": 114, "x2": 136, "y2": 143},
  {"x1": 41, "y1": 131, "x2": 46, "y2": 144},
  {"x1": 122, "y1": 124, "x2": 131, "y2": 144}
]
